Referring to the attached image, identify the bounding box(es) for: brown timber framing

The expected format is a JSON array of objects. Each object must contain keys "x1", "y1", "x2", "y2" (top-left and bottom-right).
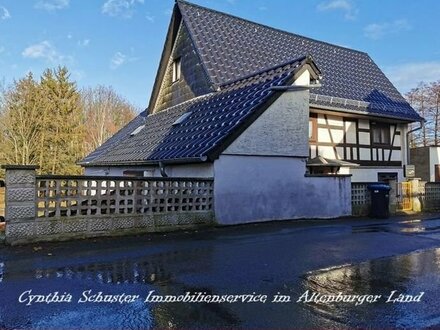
[
  {"x1": 309, "y1": 109, "x2": 403, "y2": 166},
  {"x1": 343, "y1": 117, "x2": 347, "y2": 160},
  {"x1": 323, "y1": 114, "x2": 340, "y2": 160},
  {"x1": 388, "y1": 124, "x2": 399, "y2": 162}
]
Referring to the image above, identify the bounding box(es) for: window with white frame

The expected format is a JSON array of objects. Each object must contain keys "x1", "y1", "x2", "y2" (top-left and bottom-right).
[
  {"x1": 172, "y1": 57, "x2": 181, "y2": 82},
  {"x1": 371, "y1": 122, "x2": 391, "y2": 145}
]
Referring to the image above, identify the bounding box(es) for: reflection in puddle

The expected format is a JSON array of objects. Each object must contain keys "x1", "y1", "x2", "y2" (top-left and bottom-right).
[
  {"x1": 400, "y1": 219, "x2": 422, "y2": 224},
  {"x1": 0, "y1": 245, "x2": 242, "y2": 329},
  {"x1": 301, "y1": 248, "x2": 440, "y2": 328},
  {"x1": 353, "y1": 221, "x2": 440, "y2": 235}
]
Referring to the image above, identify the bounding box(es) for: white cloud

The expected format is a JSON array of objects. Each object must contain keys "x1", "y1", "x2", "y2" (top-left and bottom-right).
[
  {"x1": 0, "y1": 6, "x2": 10, "y2": 20},
  {"x1": 102, "y1": 0, "x2": 144, "y2": 19},
  {"x1": 317, "y1": 0, "x2": 358, "y2": 20},
  {"x1": 110, "y1": 52, "x2": 126, "y2": 69},
  {"x1": 364, "y1": 19, "x2": 411, "y2": 40},
  {"x1": 78, "y1": 39, "x2": 90, "y2": 47},
  {"x1": 258, "y1": 6, "x2": 267, "y2": 11},
  {"x1": 110, "y1": 51, "x2": 140, "y2": 69},
  {"x1": 67, "y1": 34, "x2": 73, "y2": 39},
  {"x1": 145, "y1": 13, "x2": 154, "y2": 22},
  {"x1": 385, "y1": 61, "x2": 440, "y2": 92},
  {"x1": 35, "y1": 0, "x2": 69, "y2": 11},
  {"x1": 163, "y1": 9, "x2": 172, "y2": 16},
  {"x1": 22, "y1": 40, "x2": 70, "y2": 64}
]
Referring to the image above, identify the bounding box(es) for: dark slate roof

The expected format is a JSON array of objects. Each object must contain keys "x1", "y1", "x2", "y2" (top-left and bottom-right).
[
  {"x1": 176, "y1": 0, "x2": 420, "y2": 121},
  {"x1": 307, "y1": 156, "x2": 359, "y2": 168},
  {"x1": 82, "y1": 1, "x2": 421, "y2": 166},
  {"x1": 81, "y1": 58, "x2": 304, "y2": 165}
]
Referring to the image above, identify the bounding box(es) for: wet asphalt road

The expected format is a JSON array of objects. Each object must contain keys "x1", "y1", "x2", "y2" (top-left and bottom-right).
[{"x1": 2, "y1": 215, "x2": 440, "y2": 329}]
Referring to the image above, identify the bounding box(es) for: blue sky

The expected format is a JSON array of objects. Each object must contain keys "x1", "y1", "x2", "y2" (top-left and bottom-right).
[{"x1": 0, "y1": 0, "x2": 439, "y2": 109}]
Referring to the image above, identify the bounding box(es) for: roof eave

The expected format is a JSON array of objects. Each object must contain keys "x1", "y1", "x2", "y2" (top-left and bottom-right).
[
  {"x1": 81, "y1": 156, "x2": 208, "y2": 167},
  {"x1": 147, "y1": 3, "x2": 182, "y2": 113},
  {"x1": 309, "y1": 102, "x2": 422, "y2": 123}
]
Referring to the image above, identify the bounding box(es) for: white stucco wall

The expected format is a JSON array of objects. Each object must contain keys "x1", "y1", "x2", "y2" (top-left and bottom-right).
[
  {"x1": 215, "y1": 84, "x2": 351, "y2": 224},
  {"x1": 84, "y1": 163, "x2": 213, "y2": 178},
  {"x1": 347, "y1": 167, "x2": 404, "y2": 182},
  {"x1": 214, "y1": 155, "x2": 352, "y2": 224},
  {"x1": 223, "y1": 89, "x2": 309, "y2": 157}
]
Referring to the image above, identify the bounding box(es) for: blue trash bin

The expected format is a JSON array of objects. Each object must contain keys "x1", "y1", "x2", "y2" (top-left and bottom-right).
[{"x1": 367, "y1": 183, "x2": 391, "y2": 218}]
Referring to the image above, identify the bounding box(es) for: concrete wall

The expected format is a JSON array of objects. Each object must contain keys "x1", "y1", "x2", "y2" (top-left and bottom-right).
[
  {"x1": 84, "y1": 163, "x2": 213, "y2": 178},
  {"x1": 410, "y1": 146, "x2": 440, "y2": 182},
  {"x1": 214, "y1": 155, "x2": 351, "y2": 224},
  {"x1": 410, "y1": 147, "x2": 430, "y2": 181}
]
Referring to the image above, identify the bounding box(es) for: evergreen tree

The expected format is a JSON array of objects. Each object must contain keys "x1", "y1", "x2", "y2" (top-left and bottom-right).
[
  {"x1": 0, "y1": 67, "x2": 136, "y2": 177},
  {"x1": 39, "y1": 66, "x2": 84, "y2": 174}
]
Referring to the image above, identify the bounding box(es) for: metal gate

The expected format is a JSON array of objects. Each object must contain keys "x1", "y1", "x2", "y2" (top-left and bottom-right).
[{"x1": 397, "y1": 182, "x2": 412, "y2": 211}]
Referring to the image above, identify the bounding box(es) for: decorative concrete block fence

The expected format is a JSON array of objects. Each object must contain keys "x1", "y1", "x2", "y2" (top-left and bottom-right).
[
  {"x1": 352, "y1": 179, "x2": 440, "y2": 215},
  {"x1": 422, "y1": 183, "x2": 440, "y2": 211},
  {"x1": 2, "y1": 165, "x2": 215, "y2": 245}
]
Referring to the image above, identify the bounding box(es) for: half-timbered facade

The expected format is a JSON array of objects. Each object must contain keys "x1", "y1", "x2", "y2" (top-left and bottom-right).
[{"x1": 309, "y1": 111, "x2": 407, "y2": 181}]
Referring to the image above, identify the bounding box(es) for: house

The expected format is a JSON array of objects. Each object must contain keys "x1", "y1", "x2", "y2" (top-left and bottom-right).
[
  {"x1": 410, "y1": 146, "x2": 440, "y2": 182},
  {"x1": 79, "y1": 0, "x2": 421, "y2": 223}
]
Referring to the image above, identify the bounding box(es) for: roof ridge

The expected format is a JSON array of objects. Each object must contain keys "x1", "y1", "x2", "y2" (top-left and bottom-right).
[
  {"x1": 148, "y1": 93, "x2": 215, "y2": 118},
  {"x1": 176, "y1": 0, "x2": 368, "y2": 55},
  {"x1": 220, "y1": 55, "x2": 307, "y2": 88}
]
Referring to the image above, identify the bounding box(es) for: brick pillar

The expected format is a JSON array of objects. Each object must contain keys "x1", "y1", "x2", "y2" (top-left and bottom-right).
[
  {"x1": 388, "y1": 179, "x2": 397, "y2": 215},
  {"x1": 1, "y1": 165, "x2": 38, "y2": 243},
  {"x1": 409, "y1": 178, "x2": 422, "y2": 213}
]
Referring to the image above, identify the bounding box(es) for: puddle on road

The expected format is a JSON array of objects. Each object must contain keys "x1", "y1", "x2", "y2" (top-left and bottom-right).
[
  {"x1": 0, "y1": 245, "x2": 242, "y2": 329},
  {"x1": 352, "y1": 219, "x2": 440, "y2": 235},
  {"x1": 2, "y1": 227, "x2": 440, "y2": 328},
  {"x1": 300, "y1": 248, "x2": 440, "y2": 328}
]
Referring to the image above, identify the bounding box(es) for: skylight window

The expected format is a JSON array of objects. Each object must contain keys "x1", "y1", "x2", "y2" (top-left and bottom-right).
[
  {"x1": 172, "y1": 112, "x2": 192, "y2": 126},
  {"x1": 130, "y1": 125, "x2": 145, "y2": 136}
]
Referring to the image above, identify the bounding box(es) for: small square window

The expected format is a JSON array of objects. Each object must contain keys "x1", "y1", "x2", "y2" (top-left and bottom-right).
[
  {"x1": 172, "y1": 58, "x2": 181, "y2": 82},
  {"x1": 371, "y1": 122, "x2": 390, "y2": 145}
]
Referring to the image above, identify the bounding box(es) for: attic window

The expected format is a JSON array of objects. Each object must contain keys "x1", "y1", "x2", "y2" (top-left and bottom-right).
[
  {"x1": 172, "y1": 57, "x2": 181, "y2": 82},
  {"x1": 172, "y1": 112, "x2": 192, "y2": 126},
  {"x1": 130, "y1": 125, "x2": 145, "y2": 136}
]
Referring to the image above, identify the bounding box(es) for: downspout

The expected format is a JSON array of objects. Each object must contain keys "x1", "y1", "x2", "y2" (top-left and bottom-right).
[
  {"x1": 159, "y1": 161, "x2": 168, "y2": 178},
  {"x1": 406, "y1": 120, "x2": 425, "y2": 165}
]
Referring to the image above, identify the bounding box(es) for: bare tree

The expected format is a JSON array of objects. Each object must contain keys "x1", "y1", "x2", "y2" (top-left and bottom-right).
[
  {"x1": 406, "y1": 82, "x2": 438, "y2": 147},
  {"x1": 81, "y1": 85, "x2": 137, "y2": 154},
  {"x1": 429, "y1": 82, "x2": 440, "y2": 145},
  {"x1": 0, "y1": 73, "x2": 43, "y2": 165}
]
